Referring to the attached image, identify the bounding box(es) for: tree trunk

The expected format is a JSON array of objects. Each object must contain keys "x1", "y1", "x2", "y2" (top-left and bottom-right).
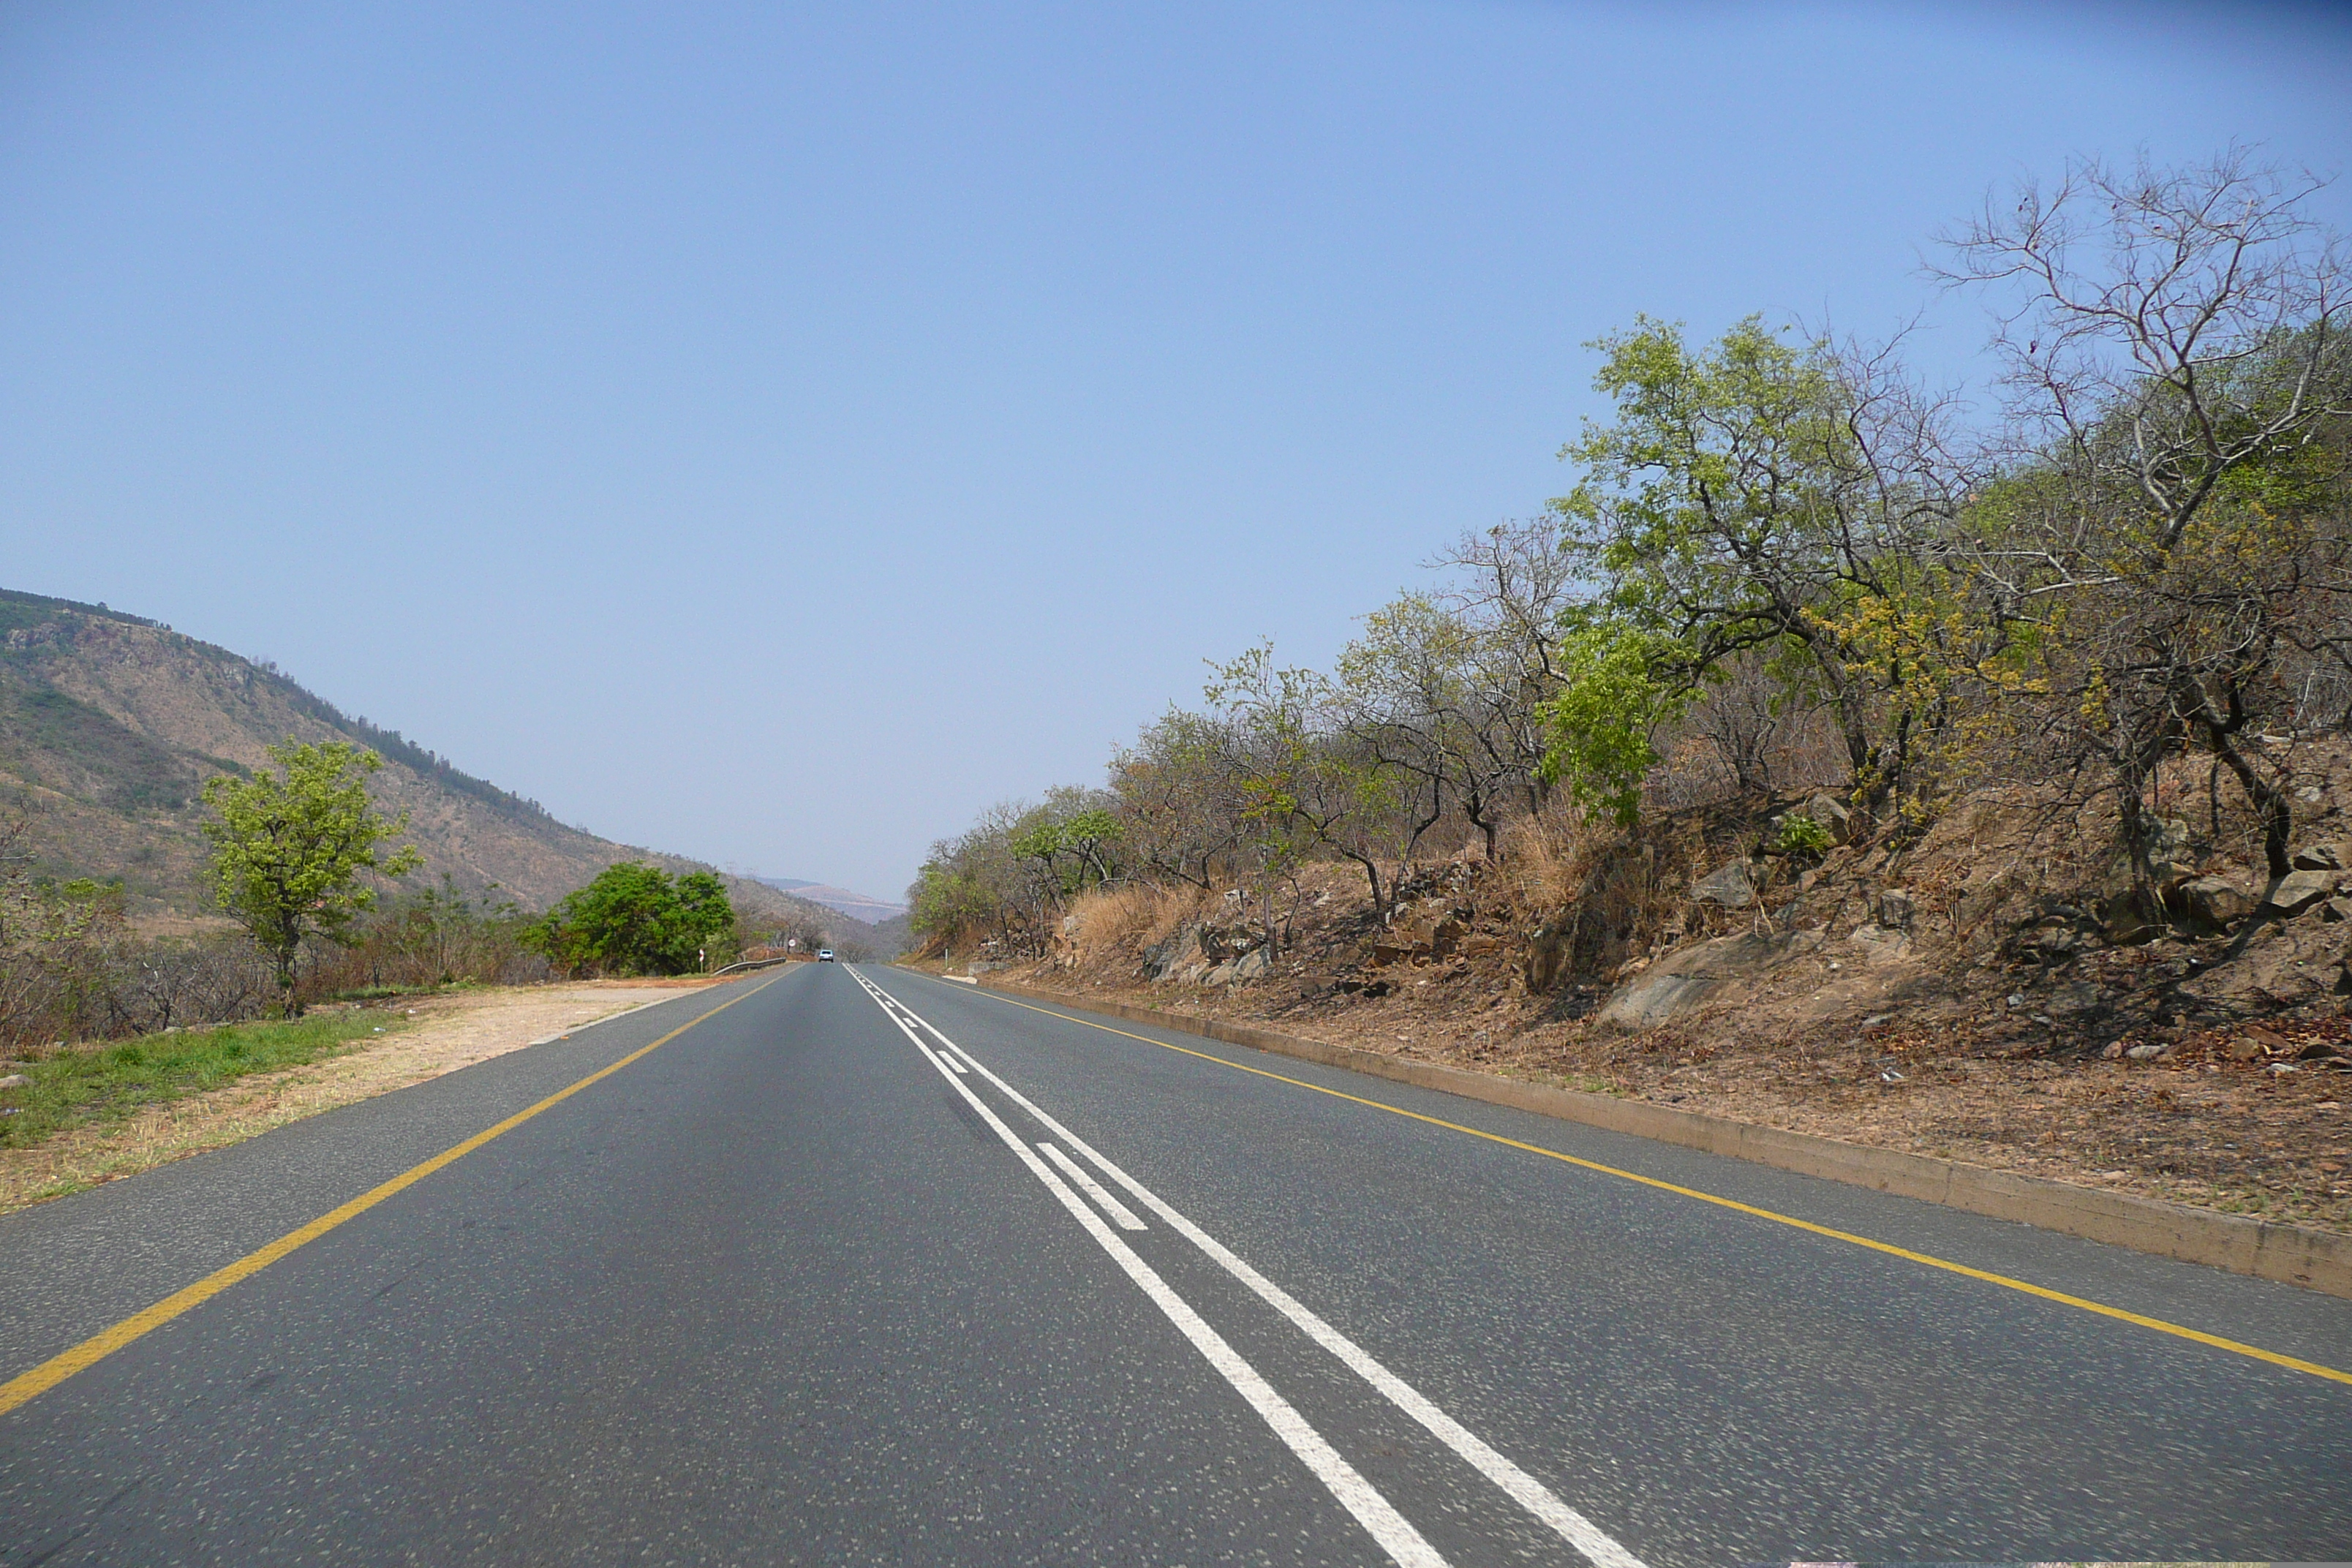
[{"x1": 2210, "y1": 732, "x2": 2295, "y2": 883}]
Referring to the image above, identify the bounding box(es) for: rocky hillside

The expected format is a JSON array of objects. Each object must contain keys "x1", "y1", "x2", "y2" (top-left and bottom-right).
[
  {"x1": 942, "y1": 750, "x2": 2352, "y2": 1235},
  {"x1": 0, "y1": 587, "x2": 875, "y2": 944}
]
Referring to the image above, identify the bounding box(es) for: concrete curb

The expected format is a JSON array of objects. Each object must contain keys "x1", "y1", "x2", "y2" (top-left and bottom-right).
[{"x1": 958, "y1": 973, "x2": 2352, "y2": 1300}]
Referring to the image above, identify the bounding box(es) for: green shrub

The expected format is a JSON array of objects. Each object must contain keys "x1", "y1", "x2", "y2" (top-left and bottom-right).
[
  {"x1": 521, "y1": 863, "x2": 736, "y2": 976},
  {"x1": 1768, "y1": 813, "x2": 1835, "y2": 858}
]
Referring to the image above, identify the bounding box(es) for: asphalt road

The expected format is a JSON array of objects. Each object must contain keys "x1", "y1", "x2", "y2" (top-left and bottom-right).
[{"x1": 2, "y1": 960, "x2": 2348, "y2": 1564}]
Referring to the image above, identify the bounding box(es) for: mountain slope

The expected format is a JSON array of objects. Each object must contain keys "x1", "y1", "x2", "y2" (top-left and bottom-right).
[{"x1": 0, "y1": 587, "x2": 875, "y2": 945}]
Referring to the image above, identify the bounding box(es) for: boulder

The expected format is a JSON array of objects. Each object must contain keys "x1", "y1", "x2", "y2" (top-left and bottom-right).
[
  {"x1": 2164, "y1": 875, "x2": 2252, "y2": 932},
  {"x1": 1877, "y1": 889, "x2": 1917, "y2": 932},
  {"x1": 1142, "y1": 923, "x2": 1208, "y2": 981},
  {"x1": 2295, "y1": 843, "x2": 2345, "y2": 871},
  {"x1": 2262, "y1": 869, "x2": 2340, "y2": 917},
  {"x1": 1692, "y1": 860, "x2": 1757, "y2": 908},
  {"x1": 1803, "y1": 791, "x2": 1853, "y2": 845},
  {"x1": 1228, "y1": 948, "x2": 1270, "y2": 982},
  {"x1": 2097, "y1": 889, "x2": 2162, "y2": 943},
  {"x1": 0, "y1": 1074, "x2": 27, "y2": 1090},
  {"x1": 1595, "y1": 930, "x2": 1824, "y2": 1029},
  {"x1": 2146, "y1": 818, "x2": 2193, "y2": 881}
]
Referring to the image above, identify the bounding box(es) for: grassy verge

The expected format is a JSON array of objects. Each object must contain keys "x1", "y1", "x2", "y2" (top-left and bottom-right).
[{"x1": 0, "y1": 1010, "x2": 410, "y2": 1150}]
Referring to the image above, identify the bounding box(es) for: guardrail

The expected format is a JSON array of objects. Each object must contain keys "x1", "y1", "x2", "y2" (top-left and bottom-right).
[{"x1": 709, "y1": 954, "x2": 807, "y2": 978}]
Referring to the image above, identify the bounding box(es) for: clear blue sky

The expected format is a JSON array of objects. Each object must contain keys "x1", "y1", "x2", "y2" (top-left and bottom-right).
[{"x1": 5, "y1": 1, "x2": 2349, "y2": 904}]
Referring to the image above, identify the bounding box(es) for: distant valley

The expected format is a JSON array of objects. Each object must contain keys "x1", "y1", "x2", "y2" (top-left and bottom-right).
[{"x1": 753, "y1": 878, "x2": 906, "y2": 927}]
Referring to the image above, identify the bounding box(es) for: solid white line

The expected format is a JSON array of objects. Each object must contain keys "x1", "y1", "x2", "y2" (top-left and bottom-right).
[
  {"x1": 1039, "y1": 1142, "x2": 1147, "y2": 1230},
  {"x1": 847, "y1": 970, "x2": 1444, "y2": 1568},
  {"x1": 881, "y1": 973, "x2": 1647, "y2": 1568}
]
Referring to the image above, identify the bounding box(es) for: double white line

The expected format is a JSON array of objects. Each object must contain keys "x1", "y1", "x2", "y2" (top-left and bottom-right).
[{"x1": 848, "y1": 968, "x2": 1644, "y2": 1568}]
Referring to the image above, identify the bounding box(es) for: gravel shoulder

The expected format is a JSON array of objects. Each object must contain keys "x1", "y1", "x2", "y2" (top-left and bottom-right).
[{"x1": 0, "y1": 981, "x2": 713, "y2": 1215}]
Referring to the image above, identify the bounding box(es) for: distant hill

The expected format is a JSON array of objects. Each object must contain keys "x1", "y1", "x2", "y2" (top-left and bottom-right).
[
  {"x1": 864, "y1": 911, "x2": 912, "y2": 957},
  {"x1": 755, "y1": 878, "x2": 906, "y2": 927},
  {"x1": 0, "y1": 587, "x2": 878, "y2": 946}
]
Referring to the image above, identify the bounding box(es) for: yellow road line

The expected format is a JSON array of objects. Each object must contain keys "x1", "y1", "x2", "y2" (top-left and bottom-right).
[
  {"x1": 973, "y1": 987, "x2": 2352, "y2": 1389},
  {"x1": 0, "y1": 973, "x2": 781, "y2": 1419}
]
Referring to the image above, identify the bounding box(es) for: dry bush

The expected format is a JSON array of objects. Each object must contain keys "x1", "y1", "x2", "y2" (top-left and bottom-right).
[
  {"x1": 1491, "y1": 804, "x2": 1692, "y2": 986},
  {"x1": 1064, "y1": 881, "x2": 1206, "y2": 965},
  {"x1": 1493, "y1": 804, "x2": 1599, "y2": 916},
  {"x1": 1, "y1": 931, "x2": 279, "y2": 1055},
  {"x1": 1643, "y1": 734, "x2": 1737, "y2": 814}
]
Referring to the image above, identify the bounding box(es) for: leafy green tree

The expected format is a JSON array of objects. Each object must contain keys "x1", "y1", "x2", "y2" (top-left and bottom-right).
[
  {"x1": 1207, "y1": 643, "x2": 1417, "y2": 923},
  {"x1": 523, "y1": 863, "x2": 736, "y2": 976},
  {"x1": 906, "y1": 862, "x2": 999, "y2": 951},
  {"x1": 200, "y1": 741, "x2": 421, "y2": 1012},
  {"x1": 1009, "y1": 795, "x2": 1126, "y2": 903},
  {"x1": 1536, "y1": 617, "x2": 1697, "y2": 826},
  {"x1": 1057, "y1": 808, "x2": 1123, "y2": 887},
  {"x1": 1548, "y1": 314, "x2": 1988, "y2": 826},
  {"x1": 1109, "y1": 709, "x2": 1244, "y2": 889}
]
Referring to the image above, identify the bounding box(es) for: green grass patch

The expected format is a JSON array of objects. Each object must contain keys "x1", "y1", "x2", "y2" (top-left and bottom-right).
[{"x1": 0, "y1": 1011, "x2": 408, "y2": 1150}]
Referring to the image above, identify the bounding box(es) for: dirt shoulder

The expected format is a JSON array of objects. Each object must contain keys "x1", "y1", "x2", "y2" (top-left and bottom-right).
[
  {"x1": 0, "y1": 981, "x2": 706, "y2": 1216},
  {"x1": 961, "y1": 957, "x2": 2351, "y2": 1234}
]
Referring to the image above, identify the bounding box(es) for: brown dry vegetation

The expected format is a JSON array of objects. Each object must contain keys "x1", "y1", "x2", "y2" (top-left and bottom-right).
[{"x1": 952, "y1": 743, "x2": 2352, "y2": 1235}]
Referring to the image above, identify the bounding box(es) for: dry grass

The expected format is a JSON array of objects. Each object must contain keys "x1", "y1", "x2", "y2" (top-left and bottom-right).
[{"x1": 1066, "y1": 882, "x2": 1205, "y2": 962}]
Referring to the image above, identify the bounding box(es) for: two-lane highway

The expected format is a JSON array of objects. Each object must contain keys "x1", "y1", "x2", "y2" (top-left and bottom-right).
[{"x1": 3, "y1": 960, "x2": 2348, "y2": 1563}]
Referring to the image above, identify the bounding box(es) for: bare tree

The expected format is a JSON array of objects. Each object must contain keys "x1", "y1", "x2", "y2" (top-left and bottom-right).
[
  {"x1": 1428, "y1": 519, "x2": 1580, "y2": 815},
  {"x1": 1940, "y1": 148, "x2": 2352, "y2": 892}
]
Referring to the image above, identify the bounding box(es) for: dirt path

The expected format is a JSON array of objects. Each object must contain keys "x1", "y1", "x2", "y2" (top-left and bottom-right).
[{"x1": 0, "y1": 982, "x2": 708, "y2": 1215}]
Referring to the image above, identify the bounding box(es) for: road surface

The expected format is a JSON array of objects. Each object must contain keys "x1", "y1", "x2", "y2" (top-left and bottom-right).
[{"x1": 2, "y1": 961, "x2": 2347, "y2": 1564}]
